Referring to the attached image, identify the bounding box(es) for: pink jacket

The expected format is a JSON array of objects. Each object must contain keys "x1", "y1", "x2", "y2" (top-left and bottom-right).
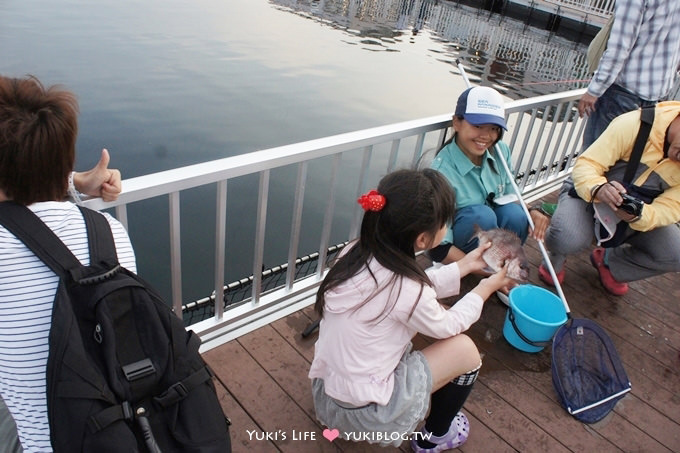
[{"x1": 308, "y1": 257, "x2": 483, "y2": 406}]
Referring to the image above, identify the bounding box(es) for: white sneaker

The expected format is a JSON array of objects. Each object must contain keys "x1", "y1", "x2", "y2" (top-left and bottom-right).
[{"x1": 496, "y1": 291, "x2": 510, "y2": 306}]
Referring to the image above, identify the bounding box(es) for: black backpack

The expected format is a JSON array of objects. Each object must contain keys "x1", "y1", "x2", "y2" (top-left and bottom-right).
[{"x1": 0, "y1": 202, "x2": 231, "y2": 453}]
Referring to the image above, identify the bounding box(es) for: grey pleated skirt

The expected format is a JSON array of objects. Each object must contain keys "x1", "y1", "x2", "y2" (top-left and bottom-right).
[{"x1": 311, "y1": 345, "x2": 432, "y2": 447}]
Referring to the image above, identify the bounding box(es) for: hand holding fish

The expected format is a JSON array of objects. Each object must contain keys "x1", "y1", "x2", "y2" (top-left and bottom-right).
[
  {"x1": 472, "y1": 263, "x2": 515, "y2": 301},
  {"x1": 473, "y1": 226, "x2": 530, "y2": 282},
  {"x1": 457, "y1": 241, "x2": 493, "y2": 277}
]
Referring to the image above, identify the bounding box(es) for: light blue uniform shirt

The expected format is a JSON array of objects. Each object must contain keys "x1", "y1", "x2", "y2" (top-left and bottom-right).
[{"x1": 430, "y1": 138, "x2": 514, "y2": 243}]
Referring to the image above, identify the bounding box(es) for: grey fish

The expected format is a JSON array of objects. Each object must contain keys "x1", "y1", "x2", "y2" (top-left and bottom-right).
[{"x1": 473, "y1": 225, "x2": 530, "y2": 282}]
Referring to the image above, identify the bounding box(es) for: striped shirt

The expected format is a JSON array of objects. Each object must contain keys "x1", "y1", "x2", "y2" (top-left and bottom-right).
[
  {"x1": 588, "y1": 0, "x2": 680, "y2": 101},
  {"x1": 0, "y1": 201, "x2": 136, "y2": 452}
]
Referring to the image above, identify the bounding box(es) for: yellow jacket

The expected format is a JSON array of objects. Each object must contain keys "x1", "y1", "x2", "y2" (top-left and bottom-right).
[{"x1": 573, "y1": 101, "x2": 680, "y2": 231}]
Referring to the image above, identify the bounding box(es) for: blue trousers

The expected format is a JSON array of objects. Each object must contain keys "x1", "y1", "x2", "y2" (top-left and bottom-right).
[
  {"x1": 451, "y1": 203, "x2": 529, "y2": 253},
  {"x1": 582, "y1": 84, "x2": 657, "y2": 149}
]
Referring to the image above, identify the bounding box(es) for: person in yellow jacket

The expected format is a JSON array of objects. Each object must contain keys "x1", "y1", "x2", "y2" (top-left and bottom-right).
[{"x1": 541, "y1": 102, "x2": 680, "y2": 295}]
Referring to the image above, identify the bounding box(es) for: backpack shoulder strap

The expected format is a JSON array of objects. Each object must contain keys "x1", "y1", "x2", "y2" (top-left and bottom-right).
[
  {"x1": 0, "y1": 201, "x2": 80, "y2": 277},
  {"x1": 623, "y1": 106, "x2": 655, "y2": 184},
  {"x1": 0, "y1": 202, "x2": 119, "y2": 278},
  {"x1": 77, "y1": 206, "x2": 119, "y2": 266}
]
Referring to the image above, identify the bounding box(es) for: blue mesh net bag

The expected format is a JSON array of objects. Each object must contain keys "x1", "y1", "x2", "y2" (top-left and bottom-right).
[{"x1": 551, "y1": 318, "x2": 631, "y2": 423}]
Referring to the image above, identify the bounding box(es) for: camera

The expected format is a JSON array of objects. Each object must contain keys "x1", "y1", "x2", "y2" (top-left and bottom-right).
[{"x1": 619, "y1": 193, "x2": 643, "y2": 217}]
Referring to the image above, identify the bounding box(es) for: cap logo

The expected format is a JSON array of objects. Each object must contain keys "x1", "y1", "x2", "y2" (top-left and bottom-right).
[{"x1": 475, "y1": 99, "x2": 502, "y2": 112}]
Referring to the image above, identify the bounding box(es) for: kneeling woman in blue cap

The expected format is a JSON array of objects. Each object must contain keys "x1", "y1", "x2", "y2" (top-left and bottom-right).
[{"x1": 429, "y1": 86, "x2": 550, "y2": 267}]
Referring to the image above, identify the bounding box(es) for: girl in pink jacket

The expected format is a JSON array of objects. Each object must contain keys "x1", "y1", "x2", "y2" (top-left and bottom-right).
[{"x1": 309, "y1": 168, "x2": 512, "y2": 452}]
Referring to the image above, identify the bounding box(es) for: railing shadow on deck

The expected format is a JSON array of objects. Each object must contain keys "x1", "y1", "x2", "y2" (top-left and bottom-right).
[{"x1": 82, "y1": 88, "x2": 587, "y2": 351}]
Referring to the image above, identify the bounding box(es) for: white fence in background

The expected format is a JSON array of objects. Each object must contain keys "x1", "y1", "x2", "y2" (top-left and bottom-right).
[
  {"x1": 548, "y1": 0, "x2": 615, "y2": 18},
  {"x1": 83, "y1": 88, "x2": 587, "y2": 351}
]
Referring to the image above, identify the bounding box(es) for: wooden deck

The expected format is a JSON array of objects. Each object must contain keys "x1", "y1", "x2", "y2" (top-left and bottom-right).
[{"x1": 203, "y1": 223, "x2": 680, "y2": 452}]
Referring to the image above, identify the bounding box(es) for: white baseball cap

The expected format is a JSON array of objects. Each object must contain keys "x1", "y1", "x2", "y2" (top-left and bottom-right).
[{"x1": 455, "y1": 86, "x2": 507, "y2": 130}]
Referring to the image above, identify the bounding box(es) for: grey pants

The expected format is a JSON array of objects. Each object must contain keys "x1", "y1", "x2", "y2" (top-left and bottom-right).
[
  {"x1": 545, "y1": 180, "x2": 680, "y2": 282},
  {"x1": 0, "y1": 396, "x2": 22, "y2": 453}
]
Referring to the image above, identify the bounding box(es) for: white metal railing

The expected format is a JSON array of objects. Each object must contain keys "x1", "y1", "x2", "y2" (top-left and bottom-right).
[
  {"x1": 546, "y1": 0, "x2": 614, "y2": 18},
  {"x1": 83, "y1": 88, "x2": 587, "y2": 351}
]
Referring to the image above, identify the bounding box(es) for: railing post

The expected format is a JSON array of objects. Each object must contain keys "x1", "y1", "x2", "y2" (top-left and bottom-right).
[
  {"x1": 115, "y1": 205, "x2": 129, "y2": 231},
  {"x1": 286, "y1": 162, "x2": 308, "y2": 289},
  {"x1": 317, "y1": 154, "x2": 341, "y2": 278},
  {"x1": 387, "y1": 139, "x2": 400, "y2": 173},
  {"x1": 214, "y1": 180, "x2": 227, "y2": 320},
  {"x1": 350, "y1": 146, "x2": 373, "y2": 240},
  {"x1": 251, "y1": 170, "x2": 270, "y2": 304},
  {"x1": 409, "y1": 132, "x2": 426, "y2": 169},
  {"x1": 169, "y1": 192, "x2": 183, "y2": 318}
]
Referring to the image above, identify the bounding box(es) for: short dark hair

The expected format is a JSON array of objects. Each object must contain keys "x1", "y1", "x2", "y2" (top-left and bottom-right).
[{"x1": 0, "y1": 75, "x2": 78, "y2": 205}]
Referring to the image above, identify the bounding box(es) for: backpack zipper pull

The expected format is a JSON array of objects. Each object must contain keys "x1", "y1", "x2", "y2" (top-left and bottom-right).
[{"x1": 94, "y1": 324, "x2": 103, "y2": 344}]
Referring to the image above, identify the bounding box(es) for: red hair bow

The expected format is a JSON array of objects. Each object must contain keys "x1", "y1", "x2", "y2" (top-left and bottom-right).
[{"x1": 357, "y1": 189, "x2": 386, "y2": 212}]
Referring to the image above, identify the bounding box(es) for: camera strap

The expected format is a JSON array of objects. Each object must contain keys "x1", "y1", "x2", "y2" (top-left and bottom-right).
[
  {"x1": 622, "y1": 106, "x2": 655, "y2": 184},
  {"x1": 593, "y1": 106, "x2": 655, "y2": 247}
]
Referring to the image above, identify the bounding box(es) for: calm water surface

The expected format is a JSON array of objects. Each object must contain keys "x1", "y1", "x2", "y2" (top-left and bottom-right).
[{"x1": 0, "y1": 0, "x2": 591, "y2": 302}]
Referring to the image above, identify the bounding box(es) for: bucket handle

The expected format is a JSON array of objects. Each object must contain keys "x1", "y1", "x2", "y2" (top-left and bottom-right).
[{"x1": 508, "y1": 308, "x2": 553, "y2": 348}]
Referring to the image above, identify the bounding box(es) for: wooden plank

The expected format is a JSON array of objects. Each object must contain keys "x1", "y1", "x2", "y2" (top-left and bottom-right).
[
  {"x1": 464, "y1": 382, "x2": 571, "y2": 453},
  {"x1": 198, "y1": 191, "x2": 680, "y2": 452},
  {"x1": 271, "y1": 305, "x2": 318, "y2": 363},
  {"x1": 463, "y1": 277, "x2": 679, "y2": 452},
  {"x1": 422, "y1": 229, "x2": 680, "y2": 449},
  {"x1": 478, "y1": 345, "x2": 675, "y2": 452},
  {"x1": 628, "y1": 276, "x2": 680, "y2": 325},
  {"x1": 237, "y1": 324, "x2": 333, "y2": 448},
  {"x1": 558, "y1": 264, "x2": 680, "y2": 396},
  {"x1": 555, "y1": 250, "x2": 680, "y2": 365},
  {"x1": 215, "y1": 321, "x2": 407, "y2": 452},
  {"x1": 473, "y1": 283, "x2": 679, "y2": 440},
  {"x1": 458, "y1": 412, "x2": 516, "y2": 453},
  {"x1": 203, "y1": 338, "x2": 335, "y2": 452},
  {"x1": 523, "y1": 243, "x2": 680, "y2": 399},
  {"x1": 477, "y1": 354, "x2": 615, "y2": 451},
  {"x1": 211, "y1": 379, "x2": 276, "y2": 452},
  {"x1": 612, "y1": 395, "x2": 680, "y2": 451}
]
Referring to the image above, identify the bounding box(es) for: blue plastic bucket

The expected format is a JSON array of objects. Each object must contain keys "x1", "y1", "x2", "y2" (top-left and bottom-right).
[{"x1": 503, "y1": 284, "x2": 568, "y2": 353}]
